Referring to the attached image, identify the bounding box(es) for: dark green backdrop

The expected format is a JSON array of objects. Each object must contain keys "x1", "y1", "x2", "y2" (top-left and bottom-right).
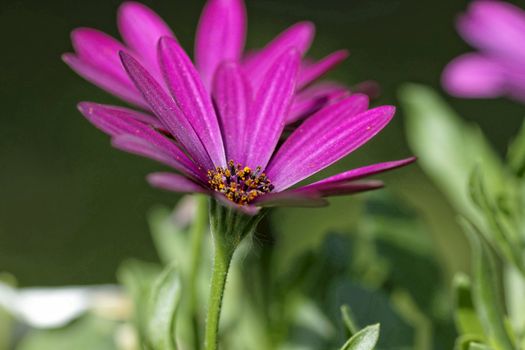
[{"x1": 1, "y1": 0, "x2": 523, "y2": 285}]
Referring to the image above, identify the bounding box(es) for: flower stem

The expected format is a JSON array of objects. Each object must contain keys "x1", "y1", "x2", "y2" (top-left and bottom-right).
[
  {"x1": 204, "y1": 234, "x2": 235, "y2": 350},
  {"x1": 188, "y1": 195, "x2": 208, "y2": 350},
  {"x1": 204, "y1": 200, "x2": 265, "y2": 349}
]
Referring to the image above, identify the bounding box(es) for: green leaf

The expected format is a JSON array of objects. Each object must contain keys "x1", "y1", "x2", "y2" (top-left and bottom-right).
[
  {"x1": 340, "y1": 324, "x2": 380, "y2": 350},
  {"x1": 461, "y1": 219, "x2": 515, "y2": 350},
  {"x1": 455, "y1": 335, "x2": 492, "y2": 350},
  {"x1": 341, "y1": 304, "x2": 359, "y2": 338},
  {"x1": 147, "y1": 265, "x2": 181, "y2": 350},
  {"x1": 507, "y1": 118, "x2": 525, "y2": 177},
  {"x1": 16, "y1": 315, "x2": 118, "y2": 350},
  {"x1": 468, "y1": 168, "x2": 525, "y2": 274},
  {"x1": 452, "y1": 273, "x2": 484, "y2": 338},
  {"x1": 117, "y1": 259, "x2": 162, "y2": 346},
  {"x1": 400, "y1": 84, "x2": 506, "y2": 227},
  {"x1": 468, "y1": 342, "x2": 493, "y2": 350}
]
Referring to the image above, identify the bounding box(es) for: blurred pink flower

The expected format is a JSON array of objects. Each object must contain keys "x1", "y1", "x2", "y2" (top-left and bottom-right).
[{"x1": 442, "y1": 0, "x2": 525, "y2": 101}]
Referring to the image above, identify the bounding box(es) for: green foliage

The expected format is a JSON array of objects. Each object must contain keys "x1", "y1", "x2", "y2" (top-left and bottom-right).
[
  {"x1": 147, "y1": 265, "x2": 181, "y2": 350},
  {"x1": 16, "y1": 316, "x2": 118, "y2": 350},
  {"x1": 340, "y1": 324, "x2": 380, "y2": 350}
]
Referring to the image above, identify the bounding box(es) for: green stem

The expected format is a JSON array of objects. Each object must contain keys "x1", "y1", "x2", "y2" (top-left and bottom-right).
[
  {"x1": 187, "y1": 195, "x2": 208, "y2": 350},
  {"x1": 204, "y1": 234, "x2": 235, "y2": 350},
  {"x1": 204, "y1": 200, "x2": 265, "y2": 349}
]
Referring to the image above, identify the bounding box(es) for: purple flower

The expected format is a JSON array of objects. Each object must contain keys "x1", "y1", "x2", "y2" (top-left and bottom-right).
[
  {"x1": 442, "y1": 0, "x2": 525, "y2": 102},
  {"x1": 65, "y1": 1, "x2": 414, "y2": 214}
]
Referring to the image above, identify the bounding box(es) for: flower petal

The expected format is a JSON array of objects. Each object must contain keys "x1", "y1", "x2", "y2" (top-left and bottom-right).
[
  {"x1": 158, "y1": 37, "x2": 226, "y2": 167},
  {"x1": 245, "y1": 49, "x2": 301, "y2": 169},
  {"x1": 70, "y1": 28, "x2": 130, "y2": 81},
  {"x1": 63, "y1": 54, "x2": 147, "y2": 109},
  {"x1": 212, "y1": 61, "x2": 252, "y2": 163},
  {"x1": 78, "y1": 102, "x2": 161, "y2": 130},
  {"x1": 78, "y1": 102, "x2": 204, "y2": 180},
  {"x1": 442, "y1": 53, "x2": 506, "y2": 98},
  {"x1": 276, "y1": 94, "x2": 369, "y2": 163},
  {"x1": 147, "y1": 172, "x2": 208, "y2": 193},
  {"x1": 301, "y1": 157, "x2": 416, "y2": 189},
  {"x1": 297, "y1": 50, "x2": 349, "y2": 89},
  {"x1": 195, "y1": 0, "x2": 247, "y2": 90},
  {"x1": 117, "y1": 2, "x2": 175, "y2": 75},
  {"x1": 267, "y1": 104, "x2": 394, "y2": 191},
  {"x1": 457, "y1": 0, "x2": 525, "y2": 62},
  {"x1": 296, "y1": 180, "x2": 384, "y2": 197},
  {"x1": 253, "y1": 191, "x2": 328, "y2": 207},
  {"x1": 287, "y1": 82, "x2": 350, "y2": 124},
  {"x1": 243, "y1": 21, "x2": 315, "y2": 88},
  {"x1": 119, "y1": 51, "x2": 214, "y2": 170}
]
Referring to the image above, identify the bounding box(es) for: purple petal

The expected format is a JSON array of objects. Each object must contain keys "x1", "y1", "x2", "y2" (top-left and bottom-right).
[
  {"x1": 287, "y1": 82, "x2": 350, "y2": 124},
  {"x1": 284, "y1": 93, "x2": 370, "y2": 149},
  {"x1": 147, "y1": 172, "x2": 208, "y2": 193},
  {"x1": 243, "y1": 21, "x2": 315, "y2": 88},
  {"x1": 119, "y1": 51, "x2": 214, "y2": 170},
  {"x1": 78, "y1": 102, "x2": 162, "y2": 130},
  {"x1": 297, "y1": 50, "x2": 349, "y2": 89},
  {"x1": 301, "y1": 157, "x2": 416, "y2": 189},
  {"x1": 212, "y1": 61, "x2": 252, "y2": 163},
  {"x1": 78, "y1": 102, "x2": 205, "y2": 180},
  {"x1": 195, "y1": 0, "x2": 247, "y2": 90},
  {"x1": 158, "y1": 37, "x2": 226, "y2": 167},
  {"x1": 442, "y1": 53, "x2": 506, "y2": 98},
  {"x1": 295, "y1": 180, "x2": 384, "y2": 197},
  {"x1": 117, "y1": 2, "x2": 175, "y2": 76},
  {"x1": 70, "y1": 28, "x2": 129, "y2": 82},
  {"x1": 63, "y1": 54, "x2": 148, "y2": 109},
  {"x1": 457, "y1": 0, "x2": 525, "y2": 63},
  {"x1": 245, "y1": 49, "x2": 301, "y2": 169},
  {"x1": 253, "y1": 190, "x2": 328, "y2": 207},
  {"x1": 267, "y1": 104, "x2": 394, "y2": 191}
]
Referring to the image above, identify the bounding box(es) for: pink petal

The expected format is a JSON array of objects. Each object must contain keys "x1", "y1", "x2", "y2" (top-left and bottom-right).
[
  {"x1": 296, "y1": 180, "x2": 384, "y2": 197},
  {"x1": 63, "y1": 54, "x2": 147, "y2": 109},
  {"x1": 253, "y1": 190, "x2": 328, "y2": 207},
  {"x1": 78, "y1": 102, "x2": 204, "y2": 180},
  {"x1": 147, "y1": 172, "x2": 208, "y2": 193},
  {"x1": 245, "y1": 49, "x2": 301, "y2": 169},
  {"x1": 267, "y1": 104, "x2": 394, "y2": 191},
  {"x1": 243, "y1": 21, "x2": 315, "y2": 88},
  {"x1": 457, "y1": 0, "x2": 525, "y2": 63},
  {"x1": 301, "y1": 157, "x2": 416, "y2": 189},
  {"x1": 287, "y1": 82, "x2": 350, "y2": 124},
  {"x1": 442, "y1": 53, "x2": 506, "y2": 98},
  {"x1": 119, "y1": 51, "x2": 214, "y2": 170},
  {"x1": 297, "y1": 50, "x2": 349, "y2": 89},
  {"x1": 117, "y1": 2, "x2": 175, "y2": 76},
  {"x1": 195, "y1": 0, "x2": 247, "y2": 90},
  {"x1": 212, "y1": 61, "x2": 252, "y2": 163},
  {"x1": 158, "y1": 37, "x2": 226, "y2": 167}
]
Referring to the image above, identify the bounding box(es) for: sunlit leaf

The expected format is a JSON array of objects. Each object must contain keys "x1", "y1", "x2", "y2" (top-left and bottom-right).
[
  {"x1": 461, "y1": 220, "x2": 515, "y2": 350},
  {"x1": 452, "y1": 273, "x2": 484, "y2": 338},
  {"x1": 340, "y1": 324, "x2": 380, "y2": 350},
  {"x1": 341, "y1": 304, "x2": 359, "y2": 338},
  {"x1": 507, "y1": 119, "x2": 525, "y2": 177},
  {"x1": 147, "y1": 265, "x2": 181, "y2": 350}
]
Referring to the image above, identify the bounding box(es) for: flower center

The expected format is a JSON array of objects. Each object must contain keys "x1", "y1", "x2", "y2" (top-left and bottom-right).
[{"x1": 207, "y1": 160, "x2": 274, "y2": 205}]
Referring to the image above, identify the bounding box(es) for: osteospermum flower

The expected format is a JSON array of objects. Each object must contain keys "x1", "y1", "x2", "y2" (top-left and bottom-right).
[
  {"x1": 442, "y1": 0, "x2": 525, "y2": 102},
  {"x1": 64, "y1": 0, "x2": 414, "y2": 214},
  {"x1": 64, "y1": 2, "x2": 415, "y2": 348}
]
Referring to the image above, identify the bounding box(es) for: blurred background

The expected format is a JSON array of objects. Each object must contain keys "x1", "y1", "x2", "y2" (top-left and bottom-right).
[{"x1": 1, "y1": 0, "x2": 523, "y2": 289}]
